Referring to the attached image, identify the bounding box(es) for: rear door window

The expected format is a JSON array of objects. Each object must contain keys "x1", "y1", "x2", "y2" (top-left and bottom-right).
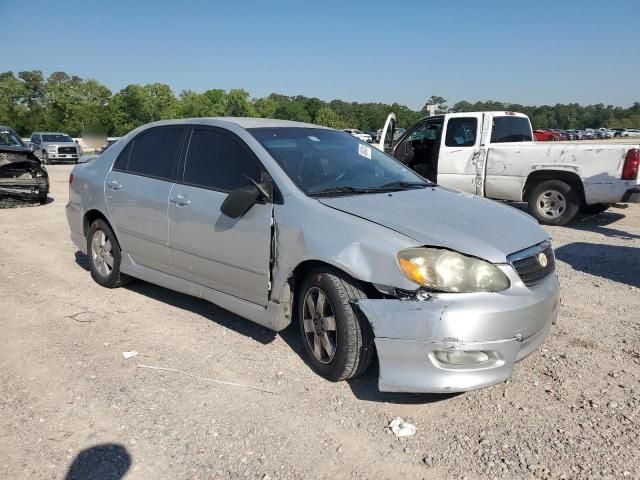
[
  {"x1": 182, "y1": 128, "x2": 261, "y2": 192},
  {"x1": 490, "y1": 116, "x2": 533, "y2": 143},
  {"x1": 116, "y1": 126, "x2": 185, "y2": 180}
]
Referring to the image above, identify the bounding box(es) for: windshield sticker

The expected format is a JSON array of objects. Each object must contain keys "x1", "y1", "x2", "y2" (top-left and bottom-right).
[
  {"x1": 307, "y1": 136, "x2": 320, "y2": 142},
  {"x1": 358, "y1": 143, "x2": 372, "y2": 159}
]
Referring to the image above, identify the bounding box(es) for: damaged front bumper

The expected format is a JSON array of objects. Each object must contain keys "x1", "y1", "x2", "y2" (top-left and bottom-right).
[{"x1": 357, "y1": 268, "x2": 560, "y2": 393}]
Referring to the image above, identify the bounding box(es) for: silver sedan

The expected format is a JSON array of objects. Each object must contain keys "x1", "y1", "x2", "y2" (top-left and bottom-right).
[{"x1": 66, "y1": 118, "x2": 559, "y2": 393}]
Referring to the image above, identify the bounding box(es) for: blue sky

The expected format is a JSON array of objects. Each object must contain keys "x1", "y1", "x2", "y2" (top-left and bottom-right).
[{"x1": 2, "y1": 0, "x2": 638, "y2": 109}]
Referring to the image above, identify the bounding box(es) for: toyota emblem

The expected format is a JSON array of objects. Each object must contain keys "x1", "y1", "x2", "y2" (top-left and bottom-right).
[{"x1": 537, "y1": 252, "x2": 548, "y2": 267}]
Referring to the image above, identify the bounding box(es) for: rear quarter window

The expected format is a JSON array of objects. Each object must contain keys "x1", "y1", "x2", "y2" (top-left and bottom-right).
[{"x1": 490, "y1": 117, "x2": 533, "y2": 143}]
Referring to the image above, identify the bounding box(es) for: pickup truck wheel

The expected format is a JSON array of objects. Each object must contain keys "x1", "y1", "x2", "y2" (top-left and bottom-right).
[
  {"x1": 297, "y1": 268, "x2": 374, "y2": 382},
  {"x1": 528, "y1": 180, "x2": 580, "y2": 226},
  {"x1": 580, "y1": 203, "x2": 609, "y2": 215},
  {"x1": 87, "y1": 219, "x2": 131, "y2": 288},
  {"x1": 42, "y1": 151, "x2": 50, "y2": 164}
]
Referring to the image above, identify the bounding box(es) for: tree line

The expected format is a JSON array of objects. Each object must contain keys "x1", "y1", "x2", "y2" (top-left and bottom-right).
[{"x1": 1, "y1": 71, "x2": 639, "y2": 137}]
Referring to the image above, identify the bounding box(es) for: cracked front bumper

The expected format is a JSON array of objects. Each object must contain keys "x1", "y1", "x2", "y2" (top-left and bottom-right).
[{"x1": 357, "y1": 269, "x2": 560, "y2": 393}]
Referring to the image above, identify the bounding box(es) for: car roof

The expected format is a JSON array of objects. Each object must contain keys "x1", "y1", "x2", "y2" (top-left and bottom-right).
[
  {"x1": 33, "y1": 131, "x2": 70, "y2": 135},
  {"x1": 137, "y1": 117, "x2": 332, "y2": 130}
]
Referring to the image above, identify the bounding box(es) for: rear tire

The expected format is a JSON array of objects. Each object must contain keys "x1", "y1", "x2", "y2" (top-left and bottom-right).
[
  {"x1": 528, "y1": 180, "x2": 580, "y2": 226},
  {"x1": 87, "y1": 219, "x2": 131, "y2": 288},
  {"x1": 297, "y1": 267, "x2": 374, "y2": 382},
  {"x1": 580, "y1": 203, "x2": 609, "y2": 215}
]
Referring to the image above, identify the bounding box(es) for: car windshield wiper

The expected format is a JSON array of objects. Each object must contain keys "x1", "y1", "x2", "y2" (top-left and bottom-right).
[
  {"x1": 378, "y1": 181, "x2": 430, "y2": 190},
  {"x1": 308, "y1": 186, "x2": 379, "y2": 197}
]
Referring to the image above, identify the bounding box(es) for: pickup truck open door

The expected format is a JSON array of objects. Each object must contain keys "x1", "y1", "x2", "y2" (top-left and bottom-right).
[
  {"x1": 376, "y1": 113, "x2": 396, "y2": 154},
  {"x1": 379, "y1": 112, "x2": 487, "y2": 193}
]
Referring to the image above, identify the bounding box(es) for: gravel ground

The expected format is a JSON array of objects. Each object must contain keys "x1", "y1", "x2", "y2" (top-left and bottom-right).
[{"x1": 1, "y1": 165, "x2": 638, "y2": 480}]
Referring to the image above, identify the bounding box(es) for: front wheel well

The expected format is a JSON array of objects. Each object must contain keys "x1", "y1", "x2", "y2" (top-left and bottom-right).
[
  {"x1": 287, "y1": 260, "x2": 380, "y2": 302},
  {"x1": 522, "y1": 170, "x2": 585, "y2": 204}
]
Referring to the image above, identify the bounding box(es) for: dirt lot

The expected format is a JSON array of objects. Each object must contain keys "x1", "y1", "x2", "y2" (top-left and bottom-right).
[{"x1": 1, "y1": 165, "x2": 638, "y2": 480}]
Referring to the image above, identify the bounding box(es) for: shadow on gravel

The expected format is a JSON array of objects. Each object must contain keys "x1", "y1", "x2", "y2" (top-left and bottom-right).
[
  {"x1": 555, "y1": 243, "x2": 640, "y2": 287},
  {"x1": 75, "y1": 251, "x2": 278, "y2": 344},
  {"x1": 505, "y1": 201, "x2": 637, "y2": 235},
  {"x1": 126, "y1": 280, "x2": 279, "y2": 345},
  {"x1": 64, "y1": 443, "x2": 131, "y2": 480},
  {"x1": 570, "y1": 211, "x2": 639, "y2": 239},
  {"x1": 345, "y1": 364, "x2": 461, "y2": 404},
  {"x1": 0, "y1": 195, "x2": 53, "y2": 208},
  {"x1": 75, "y1": 251, "x2": 91, "y2": 271}
]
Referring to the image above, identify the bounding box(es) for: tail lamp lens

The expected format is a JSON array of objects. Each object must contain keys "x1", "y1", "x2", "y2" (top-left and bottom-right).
[{"x1": 622, "y1": 149, "x2": 639, "y2": 180}]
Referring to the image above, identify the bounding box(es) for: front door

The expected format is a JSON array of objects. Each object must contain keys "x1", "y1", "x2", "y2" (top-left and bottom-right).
[
  {"x1": 105, "y1": 126, "x2": 186, "y2": 272},
  {"x1": 435, "y1": 115, "x2": 482, "y2": 193},
  {"x1": 392, "y1": 117, "x2": 443, "y2": 182},
  {"x1": 168, "y1": 127, "x2": 273, "y2": 306}
]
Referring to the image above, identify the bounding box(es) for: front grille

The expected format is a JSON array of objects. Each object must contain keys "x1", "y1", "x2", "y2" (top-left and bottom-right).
[
  {"x1": 58, "y1": 146, "x2": 77, "y2": 154},
  {"x1": 508, "y1": 241, "x2": 555, "y2": 287}
]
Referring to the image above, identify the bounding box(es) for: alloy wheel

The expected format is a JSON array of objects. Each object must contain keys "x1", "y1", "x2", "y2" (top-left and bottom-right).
[
  {"x1": 90, "y1": 229, "x2": 114, "y2": 278},
  {"x1": 302, "y1": 287, "x2": 337, "y2": 364}
]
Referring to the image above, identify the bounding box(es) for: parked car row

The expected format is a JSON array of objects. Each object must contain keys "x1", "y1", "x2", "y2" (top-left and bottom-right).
[{"x1": 533, "y1": 127, "x2": 640, "y2": 141}]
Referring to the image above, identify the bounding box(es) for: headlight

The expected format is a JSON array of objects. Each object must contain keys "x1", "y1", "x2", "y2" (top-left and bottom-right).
[
  {"x1": 396, "y1": 247, "x2": 510, "y2": 293},
  {"x1": 47, "y1": 145, "x2": 57, "y2": 152}
]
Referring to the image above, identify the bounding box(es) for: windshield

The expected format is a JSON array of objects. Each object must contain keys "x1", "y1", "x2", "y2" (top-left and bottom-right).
[
  {"x1": 42, "y1": 134, "x2": 74, "y2": 142},
  {"x1": 248, "y1": 128, "x2": 428, "y2": 195},
  {"x1": 0, "y1": 128, "x2": 26, "y2": 147}
]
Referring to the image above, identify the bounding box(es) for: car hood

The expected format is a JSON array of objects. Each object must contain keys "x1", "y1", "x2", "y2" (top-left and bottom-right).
[{"x1": 317, "y1": 186, "x2": 548, "y2": 263}]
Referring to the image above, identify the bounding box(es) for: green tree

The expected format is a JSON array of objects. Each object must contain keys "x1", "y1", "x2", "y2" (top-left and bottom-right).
[
  {"x1": 420, "y1": 95, "x2": 448, "y2": 115},
  {"x1": 315, "y1": 106, "x2": 346, "y2": 129},
  {"x1": 226, "y1": 89, "x2": 256, "y2": 117}
]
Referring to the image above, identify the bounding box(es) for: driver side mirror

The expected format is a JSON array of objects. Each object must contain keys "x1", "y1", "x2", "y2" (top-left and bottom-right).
[{"x1": 220, "y1": 184, "x2": 261, "y2": 218}]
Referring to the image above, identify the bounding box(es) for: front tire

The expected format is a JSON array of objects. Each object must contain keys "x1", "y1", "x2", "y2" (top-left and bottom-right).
[
  {"x1": 297, "y1": 268, "x2": 374, "y2": 382},
  {"x1": 87, "y1": 219, "x2": 130, "y2": 288},
  {"x1": 42, "y1": 151, "x2": 50, "y2": 165},
  {"x1": 528, "y1": 180, "x2": 580, "y2": 226}
]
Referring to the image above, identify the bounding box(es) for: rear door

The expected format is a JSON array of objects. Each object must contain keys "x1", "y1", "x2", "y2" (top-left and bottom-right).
[
  {"x1": 168, "y1": 126, "x2": 273, "y2": 306},
  {"x1": 105, "y1": 126, "x2": 186, "y2": 273},
  {"x1": 484, "y1": 114, "x2": 535, "y2": 200}
]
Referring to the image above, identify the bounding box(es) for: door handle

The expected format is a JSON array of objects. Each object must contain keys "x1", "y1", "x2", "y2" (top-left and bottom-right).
[
  {"x1": 169, "y1": 194, "x2": 190, "y2": 206},
  {"x1": 107, "y1": 179, "x2": 122, "y2": 190}
]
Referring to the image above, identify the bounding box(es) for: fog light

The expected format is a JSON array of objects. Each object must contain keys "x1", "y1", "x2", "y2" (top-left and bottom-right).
[{"x1": 434, "y1": 350, "x2": 489, "y2": 365}]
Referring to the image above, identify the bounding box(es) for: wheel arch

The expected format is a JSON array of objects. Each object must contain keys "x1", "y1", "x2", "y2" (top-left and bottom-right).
[
  {"x1": 287, "y1": 259, "x2": 381, "y2": 300},
  {"x1": 83, "y1": 209, "x2": 121, "y2": 249},
  {"x1": 522, "y1": 169, "x2": 585, "y2": 204}
]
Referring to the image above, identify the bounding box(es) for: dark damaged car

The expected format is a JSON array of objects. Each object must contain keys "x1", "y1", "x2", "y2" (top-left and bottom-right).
[{"x1": 0, "y1": 126, "x2": 49, "y2": 205}]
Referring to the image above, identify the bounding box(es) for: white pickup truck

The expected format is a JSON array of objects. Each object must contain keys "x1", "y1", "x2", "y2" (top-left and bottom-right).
[{"x1": 377, "y1": 112, "x2": 640, "y2": 225}]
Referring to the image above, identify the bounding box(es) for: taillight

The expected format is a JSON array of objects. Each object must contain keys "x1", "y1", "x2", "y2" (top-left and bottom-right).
[
  {"x1": 622, "y1": 149, "x2": 640, "y2": 180},
  {"x1": 69, "y1": 173, "x2": 74, "y2": 186}
]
